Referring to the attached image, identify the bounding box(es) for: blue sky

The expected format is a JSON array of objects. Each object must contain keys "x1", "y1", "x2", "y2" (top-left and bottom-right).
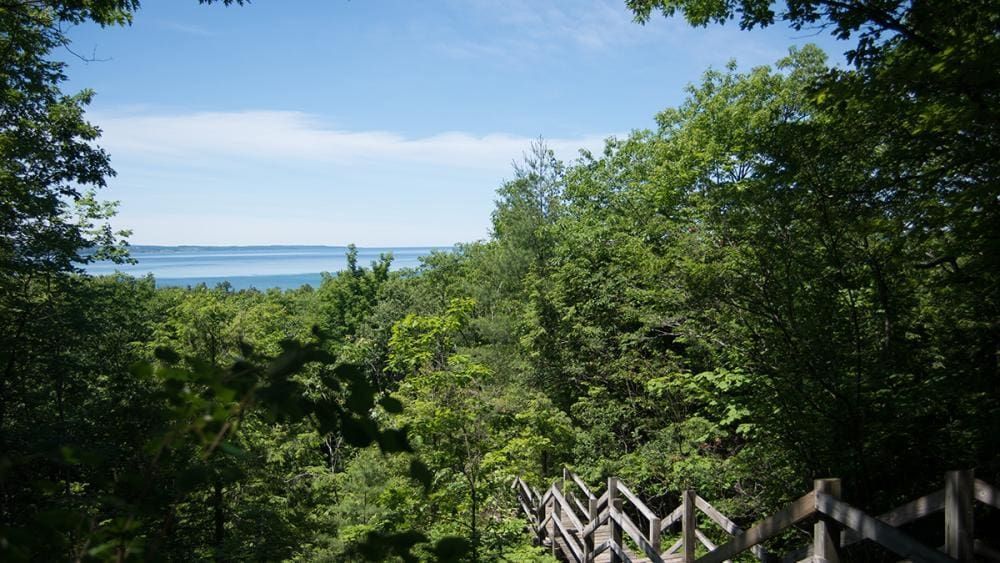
[{"x1": 64, "y1": 0, "x2": 846, "y2": 246}]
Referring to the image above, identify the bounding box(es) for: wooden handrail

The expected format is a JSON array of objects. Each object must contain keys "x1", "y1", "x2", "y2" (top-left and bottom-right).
[
  {"x1": 553, "y1": 510, "x2": 585, "y2": 563},
  {"x1": 881, "y1": 488, "x2": 945, "y2": 528},
  {"x1": 611, "y1": 505, "x2": 664, "y2": 563},
  {"x1": 514, "y1": 477, "x2": 536, "y2": 504},
  {"x1": 592, "y1": 539, "x2": 611, "y2": 559},
  {"x1": 518, "y1": 498, "x2": 534, "y2": 522},
  {"x1": 660, "y1": 503, "x2": 684, "y2": 531},
  {"x1": 551, "y1": 485, "x2": 585, "y2": 532},
  {"x1": 695, "y1": 494, "x2": 768, "y2": 560},
  {"x1": 840, "y1": 488, "x2": 945, "y2": 546},
  {"x1": 595, "y1": 489, "x2": 609, "y2": 511},
  {"x1": 975, "y1": 478, "x2": 1000, "y2": 510},
  {"x1": 581, "y1": 508, "x2": 609, "y2": 538},
  {"x1": 695, "y1": 492, "x2": 816, "y2": 563},
  {"x1": 540, "y1": 486, "x2": 554, "y2": 506},
  {"x1": 568, "y1": 491, "x2": 588, "y2": 520},
  {"x1": 536, "y1": 511, "x2": 553, "y2": 535},
  {"x1": 695, "y1": 528, "x2": 717, "y2": 550},
  {"x1": 664, "y1": 536, "x2": 683, "y2": 555},
  {"x1": 514, "y1": 470, "x2": 994, "y2": 563},
  {"x1": 567, "y1": 469, "x2": 596, "y2": 500},
  {"x1": 618, "y1": 482, "x2": 660, "y2": 522},
  {"x1": 607, "y1": 541, "x2": 635, "y2": 563},
  {"x1": 815, "y1": 492, "x2": 956, "y2": 563}
]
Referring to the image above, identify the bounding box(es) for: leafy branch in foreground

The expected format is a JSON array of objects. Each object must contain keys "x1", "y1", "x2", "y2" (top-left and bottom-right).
[{"x1": 1, "y1": 327, "x2": 459, "y2": 561}]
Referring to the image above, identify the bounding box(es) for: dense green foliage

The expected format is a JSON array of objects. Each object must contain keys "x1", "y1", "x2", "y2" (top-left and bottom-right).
[{"x1": 1, "y1": 0, "x2": 998, "y2": 560}]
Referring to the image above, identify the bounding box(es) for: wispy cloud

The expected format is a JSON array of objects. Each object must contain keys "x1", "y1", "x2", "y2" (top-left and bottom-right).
[
  {"x1": 94, "y1": 109, "x2": 610, "y2": 172},
  {"x1": 423, "y1": 0, "x2": 665, "y2": 64},
  {"x1": 159, "y1": 21, "x2": 217, "y2": 37},
  {"x1": 470, "y1": 0, "x2": 646, "y2": 50}
]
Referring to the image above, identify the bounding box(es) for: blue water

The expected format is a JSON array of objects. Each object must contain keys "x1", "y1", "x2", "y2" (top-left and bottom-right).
[{"x1": 85, "y1": 245, "x2": 443, "y2": 290}]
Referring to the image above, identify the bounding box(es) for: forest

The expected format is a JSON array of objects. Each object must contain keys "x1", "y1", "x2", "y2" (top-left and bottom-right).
[{"x1": 1, "y1": 0, "x2": 998, "y2": 561}]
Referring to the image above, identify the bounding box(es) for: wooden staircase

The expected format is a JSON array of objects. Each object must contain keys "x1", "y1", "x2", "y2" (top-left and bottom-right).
[{"x1": 514, "y1": 468, "x2": 1000, "y2": 563}]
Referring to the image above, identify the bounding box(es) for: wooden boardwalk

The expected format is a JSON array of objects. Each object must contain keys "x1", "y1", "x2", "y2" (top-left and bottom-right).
[
  {"x1": 543, "y1": 510, "x2": 668, "y2": 563},
  {"x1": 514, "y1": 468, "x2": 1000, "y2": 563}
]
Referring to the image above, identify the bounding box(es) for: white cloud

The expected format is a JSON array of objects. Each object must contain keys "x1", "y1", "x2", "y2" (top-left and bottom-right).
[{"x1": 94, "y1": 109, "x2": 610, "y2": 172}]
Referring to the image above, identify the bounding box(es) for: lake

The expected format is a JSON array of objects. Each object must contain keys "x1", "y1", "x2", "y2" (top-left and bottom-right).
[{"x1": 85, "y1": 245, "x2": 443, "y2": 290}]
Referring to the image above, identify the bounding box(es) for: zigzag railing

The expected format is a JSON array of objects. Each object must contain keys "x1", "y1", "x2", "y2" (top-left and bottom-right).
[{"x1": 514, "y1": 468, "x2": 1000, "y2": 563}]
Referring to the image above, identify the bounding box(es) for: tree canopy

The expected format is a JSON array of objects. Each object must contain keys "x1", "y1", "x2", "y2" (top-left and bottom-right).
[{"x1": 1, "y1": 0, "x2": 998, "y2": 560}]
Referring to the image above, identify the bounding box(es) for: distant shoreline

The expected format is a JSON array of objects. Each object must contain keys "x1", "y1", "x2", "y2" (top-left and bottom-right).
[{"x1": 83, "y1": 245, "x2": 446, "y2": 290}]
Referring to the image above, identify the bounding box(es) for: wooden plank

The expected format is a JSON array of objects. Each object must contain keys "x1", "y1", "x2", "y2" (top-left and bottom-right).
[
  {"x1": 664, "y1": 536, "x2": 683, "y2": 555},
  {"x1": 945, "y1": 470, "x2": 974, "y2": 561},
  {"x1": 619, "y1": 482, "x2": 660, "y2": 522},
  {"x1": 661, "y1": 504, "x2": 684, "y2": 531},
  {"x1": 519, "y1": 499, "x2": 535, "y2": 522},
  {"x1": 975, "y1": 478, "x2": 1000, "y2": 510},
  {"x1": 593, "y1": 540, "x2": 611, "y2": 559},
  {"x1": 695, "y1": 492, "x2": 817, "y2": 563},
  {"x1": 612, "y1": 507, "x2": 665, "y2": 563},
  {"x1": 814, "y1": 492, "x2": 956, "y2": 563},
  {"x1": 541, "y1": 486, "x2": 555, "y2": 507},
  {"x1": 695, "y1": 528, "x2": 717, "y2": 550},
  {"x1": 583, "y1": 509, "x2": 610, "y2": 538},
  {"x1": 596, "y1": 490, "x2": 610, "y2": 512},
  {"x1": 608, "y1": 541, "x2": 635, "y2": 563},
  {"x1": 518, "y1": 479, "x2": 538, "y2": 505},
  {"x1": 694, "y1": 529, "x2": 735, "y2": 563},
  {"x1": 536, "y1": 512, "x2": 553, "y2": 535},
  {"x1": 879, "y1": 489, "x2": 945, "y2": 528},
  {"x1": 695, "y1": 496, "x2": 741, "y2": 535},
  {"x1": 838, "y1": 489, "x2": 945, "y2": 547},
  {"x1": 569, "y1": 490, "x2": 589, "y2": 519}
]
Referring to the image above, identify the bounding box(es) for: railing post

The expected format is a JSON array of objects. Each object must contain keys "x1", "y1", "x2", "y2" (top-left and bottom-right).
[
  {"x1": 813, "y1": 478, "x2": 842, "y2": 563},
  {"x1": 611, "y1": 498, "x2": 624, "y2": 563},
  {"x1": 585, "y1": 497, "x2": 598, "y2": 562},
  {"x1": 552, "y1": 480, "x2": 562, "y2": 557},
  {"x1": 682, "y1": 489, "x2": 696, "y2": 563},
  {"x1": 535, "y1": 488, "x2": 546, "y2": 547},
  {"x1": 609, "y1": 477, "x2": 621, "y2": 563},
  {"x1": 945, "y1": 469, "x2": 974, "y2": 561},
  {"x1": 649, "y1": 514, "x2": 662, "y2": 554}
]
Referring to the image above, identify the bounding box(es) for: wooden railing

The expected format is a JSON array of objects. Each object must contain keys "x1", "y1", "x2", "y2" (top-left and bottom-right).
[{"x1": 513, "y1": 468, "x2": 1000, "y2": 563}]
